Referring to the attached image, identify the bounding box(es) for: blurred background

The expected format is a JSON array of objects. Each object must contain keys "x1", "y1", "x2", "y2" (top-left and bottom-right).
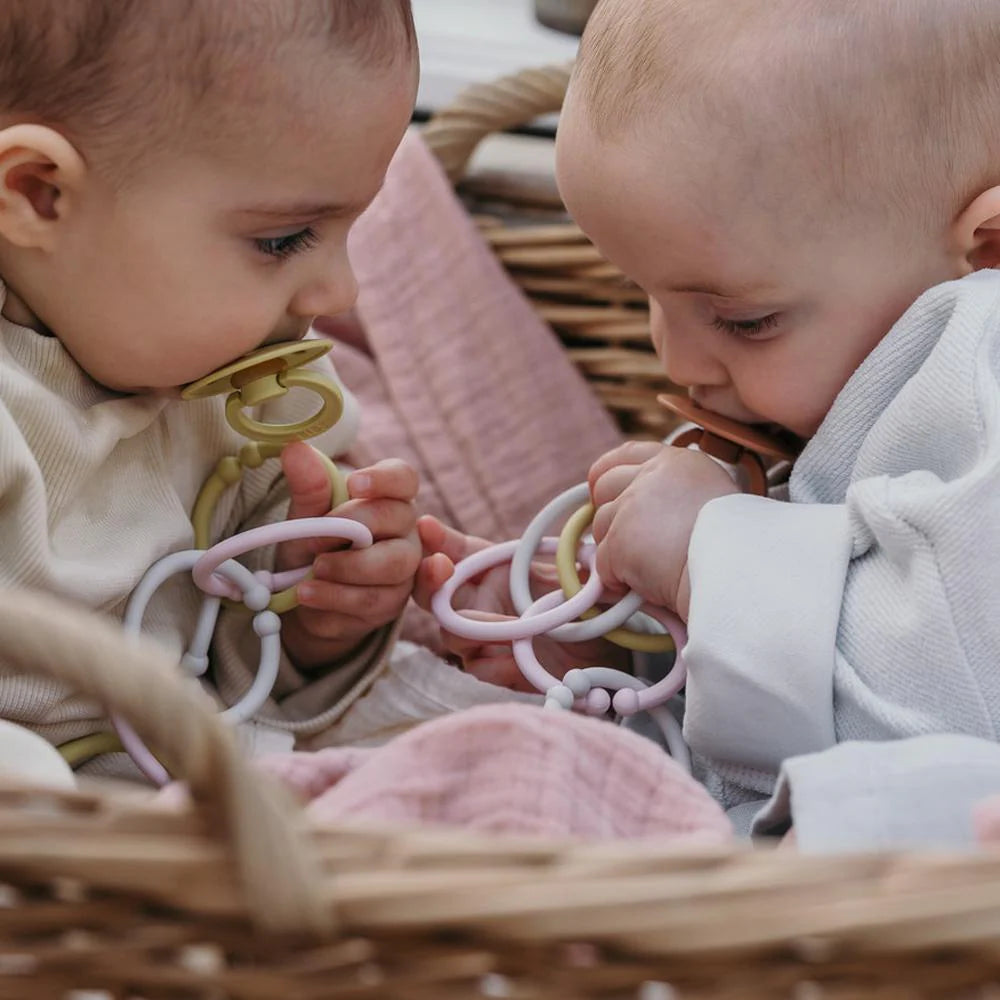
[
  {"x1": 412, "y1": 0, "x2": 668, "y2": 440},
  {"x1": 412, "y1": 0, "x2": 592, "y2": 118}
]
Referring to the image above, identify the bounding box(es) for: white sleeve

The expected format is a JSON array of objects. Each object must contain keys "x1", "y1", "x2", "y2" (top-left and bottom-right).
[
  {"x1": 682, "y1": 494, "x2": 853, "y2": 771},
  {"x1": 685, "y1": 273, "x2": 1000, "y2": 794}
]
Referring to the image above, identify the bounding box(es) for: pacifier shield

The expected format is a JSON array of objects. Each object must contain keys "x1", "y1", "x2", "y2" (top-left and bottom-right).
[{"x1": 181, "y1": 341, "x2": 332, "y2": 401}]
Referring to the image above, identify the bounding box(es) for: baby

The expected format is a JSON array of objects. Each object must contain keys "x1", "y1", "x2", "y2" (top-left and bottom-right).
[
  {"x1": 419, "y1": 0, "x2": 1000, "y2": 837},
  {"x1": 0, "y1": 0, "x2": 425, "y2": 775}
]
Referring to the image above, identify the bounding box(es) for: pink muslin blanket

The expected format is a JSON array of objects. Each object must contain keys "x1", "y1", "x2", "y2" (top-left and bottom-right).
[
  {"x1": 340, "y1": 130, "x2": 622, "y2": 541},
  {"x1": 258, "y1": 704, "x2": 732, "y2": 842},
  {"x1": 316, "y1": 132, "x2": 623, "y2": 648}
]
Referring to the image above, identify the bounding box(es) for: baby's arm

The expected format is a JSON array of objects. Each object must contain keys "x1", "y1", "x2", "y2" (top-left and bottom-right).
[
  {"x1": 680, "y1": 493, "x2": 852, "y2": 773},
  {"x1": 683, "y1": 277, "x2": 1000, "y2": 785}
]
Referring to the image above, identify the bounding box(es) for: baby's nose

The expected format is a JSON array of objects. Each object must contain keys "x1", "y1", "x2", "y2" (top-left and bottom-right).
[
  {"x1": 656, "y1": 320, "x2": 727, "y2": 388},
  {"x1": 290, "y1": 251, "x2": 359, "y2": 320}
]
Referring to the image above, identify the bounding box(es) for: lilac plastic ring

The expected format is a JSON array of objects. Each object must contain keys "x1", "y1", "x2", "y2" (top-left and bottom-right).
[
  {"x1": 431, "y1": 538, "x2": 605, "y2": 642},
  {"x1": 512, "y1": 592, "x2": 688, "y2": 714},
  {"x1": 508, "y1": 483, "x2": 652, "y2": 643},
  {"x1": 193, "y1": 516, "x2": 373, "y2": 600}
]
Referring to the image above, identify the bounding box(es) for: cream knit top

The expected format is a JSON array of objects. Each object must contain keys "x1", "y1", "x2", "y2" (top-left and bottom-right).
[{"x1": 0, "y1": 282, "x2": 396, "y2": 774}]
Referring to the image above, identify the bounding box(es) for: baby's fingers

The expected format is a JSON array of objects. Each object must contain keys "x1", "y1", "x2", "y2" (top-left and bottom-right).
[
  {"x1": 330, "y1": 497, "x2": 416, "y2": 543},
  {"x1": 417, "y1": 515, "x2": 491, "y2": 562},
  {"x1": 591, "y1": 463, "x2": 645, "y2": 507},
  {"x1": 414, "y1": 552, "x2": 454, "y2": 610},
  {"x1": 348, "y1": 459, "x2": 418, "y2": 502},
  {"x1": 295, "y1": 580, "x2": 412, "y2": 631},
  {"x1": 587, "y1": 440, "x2": 665, "y2": 492},
  {"x1": 315, "y1": 537, "x2": 420, "y2": 587}
]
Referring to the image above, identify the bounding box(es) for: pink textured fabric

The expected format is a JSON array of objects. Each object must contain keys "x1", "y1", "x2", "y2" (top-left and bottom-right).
[
  {"x1": 258, "y1": 704, "x2": 733, "y2": 842},
  {"x1": 318, "y1": 133, "x2": 621, "y2": 649},
  {"x1": 342, "y1": 131, "x2": 622, "y2": 540}
]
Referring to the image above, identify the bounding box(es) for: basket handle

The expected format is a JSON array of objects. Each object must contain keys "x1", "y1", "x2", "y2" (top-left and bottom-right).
[
  {"x1": 423, "y1": 63, "x2": 573, "y2": 183},
  {"x1": 0, "y1": 587, "x2": 332, "y2": 936}
]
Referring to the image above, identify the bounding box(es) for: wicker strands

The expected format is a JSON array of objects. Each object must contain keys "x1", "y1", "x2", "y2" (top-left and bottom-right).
[
  {"x1": 423, "y1": 65, "x2": 678, "y2": 440},
  {"x1": 3, "y1": 588, "x2": 1000, "y2": 998}
]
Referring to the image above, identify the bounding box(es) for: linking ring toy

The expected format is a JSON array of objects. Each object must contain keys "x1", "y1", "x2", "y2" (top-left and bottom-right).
[
  {"x1": 430, "y1": 480, "x2": 686, "y2": 740},
  {"x1": 115, "y1": 553, "x2": 283, "y2": 785},
  {"x1": 555, "y1": 502, "x2": 677, "y2": 653},
  {"x1": 100, "y1": 340, "x2": 369, "y2": 783},
  {"x1": 511, "y1": 589, "x2": 687, "y2": 716},
  {"x1": 191, "y1": 516, "x2": 372, "y2": 605},
  {"x1": 508, "y1": 484, "x2": 648, "y2": 644},
  {"x1": 432, "y1": 538, "x2": 607, "y2": 642}
]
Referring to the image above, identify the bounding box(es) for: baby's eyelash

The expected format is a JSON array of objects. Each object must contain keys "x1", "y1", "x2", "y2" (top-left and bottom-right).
[
  {"x1": 712, "y1": 314, "x2": 780, "y2": 338},
  {"x1": 253, "y1": 228, "x2": 320, "y2": 260}
]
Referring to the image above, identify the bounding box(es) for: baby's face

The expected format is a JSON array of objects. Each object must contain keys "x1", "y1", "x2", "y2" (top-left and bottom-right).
[
  {"x1": 556, "y1": 113, "x2": 962, "y2": 439},
  {"x1": 35, "y1": 58, "x2": 415, "y2": 393}
]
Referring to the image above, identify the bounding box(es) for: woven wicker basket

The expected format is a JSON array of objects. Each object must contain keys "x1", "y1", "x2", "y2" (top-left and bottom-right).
[
  {"x1": 4, "y1": 588, "x2": 1000, "y2": 1000},
  {"x1": 423, "y1": 64, "x2": 679, "y2": 441},
  {"x1": 4, "y1": 70, "x2": 1000, "y2": 1000}
]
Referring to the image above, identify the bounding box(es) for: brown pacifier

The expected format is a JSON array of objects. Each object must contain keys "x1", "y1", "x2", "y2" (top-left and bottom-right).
[{"x1": 658, "y1": 394, "x2": 801, "y2": 495}]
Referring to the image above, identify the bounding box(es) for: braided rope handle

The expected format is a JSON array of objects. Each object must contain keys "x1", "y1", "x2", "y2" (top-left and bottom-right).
[
  {"x1": 0, "y1": 587, "x2": 332, "y2": 937},
  {"x1": 422, "y1": 63, "x2": 572, "y2": 183}
]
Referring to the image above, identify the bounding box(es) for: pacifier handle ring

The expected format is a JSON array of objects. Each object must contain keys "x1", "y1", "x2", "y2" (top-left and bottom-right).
[
  {"x1": 226, "y1": 369, "x2": 344, "y2": 445},
  {"x1": 671, "y1": 427, "x2": 769, "y2": 496}
]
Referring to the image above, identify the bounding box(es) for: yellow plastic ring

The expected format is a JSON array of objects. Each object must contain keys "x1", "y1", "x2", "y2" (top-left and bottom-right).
[
  {"x1": 225, "y1": 370, "x2": 343, "y2": 444},
  {"x1": 58, "y1": 731, "x2": 126, "y2": 768},
  {"x1": 555, "y1": 502, "x2": 675, "y2": 653}
]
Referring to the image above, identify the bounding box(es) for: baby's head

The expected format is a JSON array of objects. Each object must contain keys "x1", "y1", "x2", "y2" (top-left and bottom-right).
[
  {"x1": 557, "y1": 0, "x2": 1000, "y2": 437},
  {"x1": 0, "y1": 0, "x2": 416, "y2": 391}
]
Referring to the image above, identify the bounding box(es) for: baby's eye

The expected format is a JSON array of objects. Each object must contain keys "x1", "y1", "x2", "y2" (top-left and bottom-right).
[
  {"x1": 253, "y1": 227, "x2": 320, "y2": 260},
  {"x1": 711, "y1": 314, "x2": 780, "y2": 338}
]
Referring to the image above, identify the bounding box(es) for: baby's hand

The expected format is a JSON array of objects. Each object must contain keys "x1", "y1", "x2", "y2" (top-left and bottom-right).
[
  {"x1": 277, "y1": 443, "x2": 421, "y2": 669},
  {"x1": 589, "y1": 441, "x2": 738, "y2": 619},
  {"x1": 414, "y1": 515, "x2": 629, "y2": 690}
]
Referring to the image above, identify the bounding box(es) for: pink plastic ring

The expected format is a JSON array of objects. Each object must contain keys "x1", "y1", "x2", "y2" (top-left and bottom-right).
[
  {"x1": 431, "y1": 538, "x2": 606, "y2": 642},
  {"x1": 193, "y1": 517, "x2": 373, "y2": 601},
  {"x1": 512, "y1": 593, "x2": 688, "y2": 713}
]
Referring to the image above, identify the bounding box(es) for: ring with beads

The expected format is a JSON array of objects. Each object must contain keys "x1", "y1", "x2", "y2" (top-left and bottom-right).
[{"x1": 115, "y1": 551, "x2": 288, "y2": 786}]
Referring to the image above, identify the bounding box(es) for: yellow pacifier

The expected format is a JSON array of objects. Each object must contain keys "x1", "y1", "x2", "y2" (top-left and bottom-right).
[
  {"x1": 182, "y1": 341, "x2": 350, "y2": 614},
  {"x1": 183, "y1": 341, "x2": 344, "y2": 442}
]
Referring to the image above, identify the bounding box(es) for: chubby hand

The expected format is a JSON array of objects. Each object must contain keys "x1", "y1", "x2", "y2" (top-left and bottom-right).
[
  {"x1": 589, "y1": 441, "x2": 738, "y2": 619},
  {"x1": 276, "y1": 443, "x2": 421, "y2": 669},
  {"x1": 414, "y1": 515, "x2": 630, "y2": 690}
]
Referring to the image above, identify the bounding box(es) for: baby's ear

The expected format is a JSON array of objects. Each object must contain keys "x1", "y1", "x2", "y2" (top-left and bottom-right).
[
  {"x1": 953, "y1": 185, "x2": 1000, "y2": 271},
  {"x1": 0, "y1": 124, "x2": 85, "y2": 251}
]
